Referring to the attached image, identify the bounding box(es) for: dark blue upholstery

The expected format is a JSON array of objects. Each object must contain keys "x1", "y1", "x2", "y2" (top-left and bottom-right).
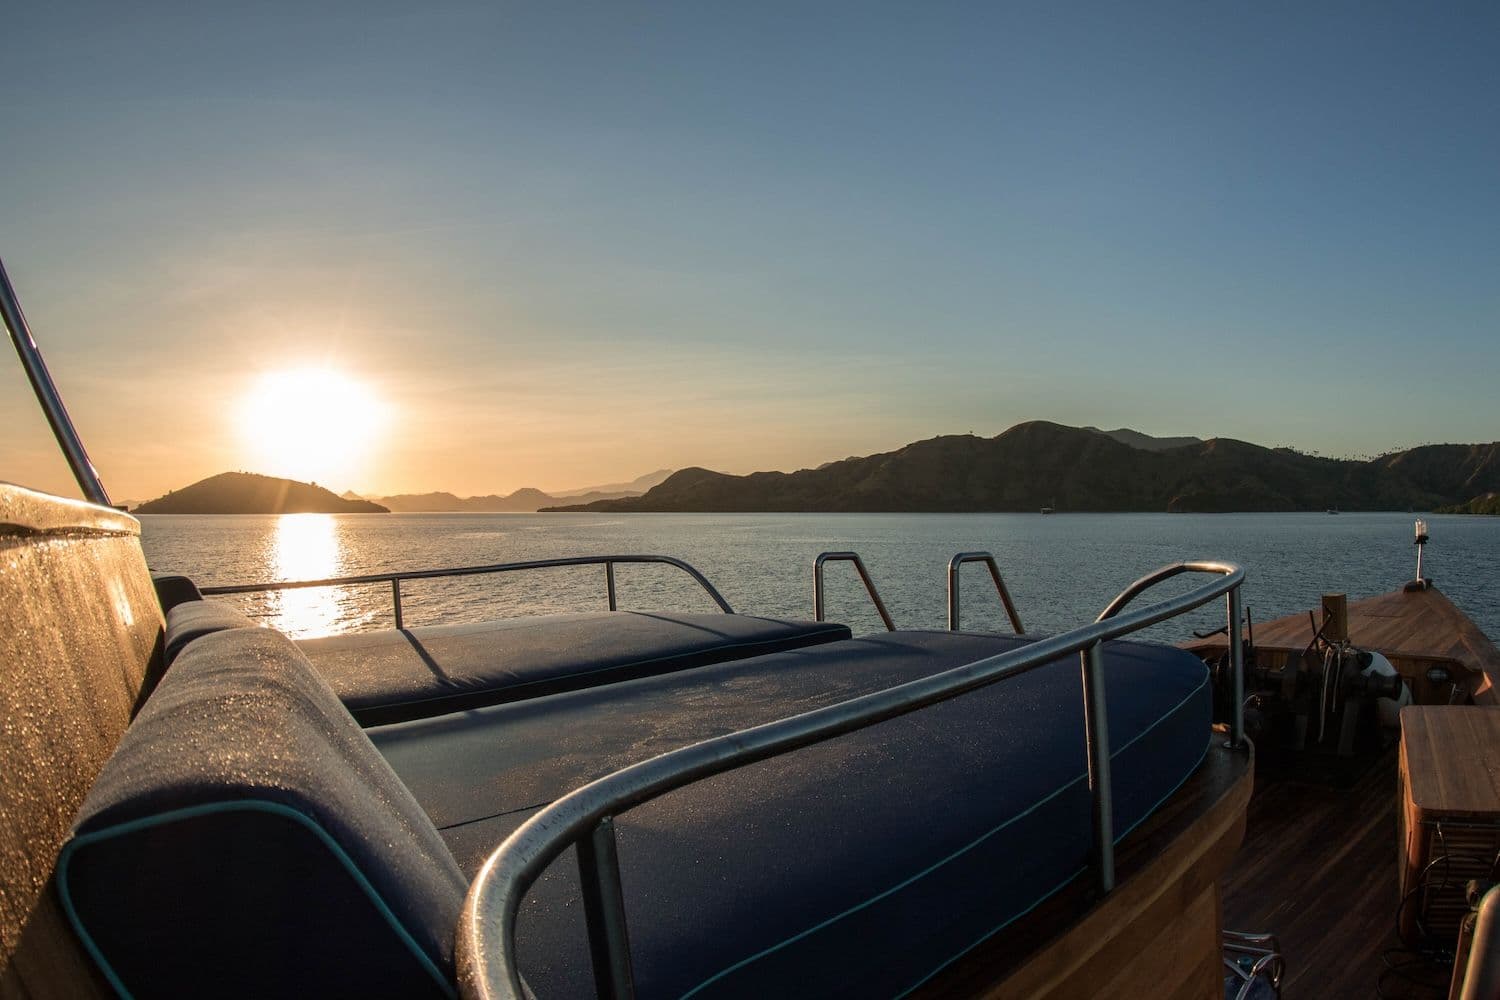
[
  {"x1": 58, "y1": 627, "x2": 466, "y2": 999},
  {"x1": 150, "y1": 570, "x2": 203, "y2": 613},
  {"x1": 162, "y1": 598, "x2": 259, "y2": 662},
  {"x1": 298, "y1": 611, "x2": 851, "y2": 725},
  {"x1": 372, "y1": 631, "x2": 1209, "y2": 998}
]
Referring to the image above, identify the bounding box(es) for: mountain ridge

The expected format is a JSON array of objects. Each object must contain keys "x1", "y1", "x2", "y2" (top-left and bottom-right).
[{"x1": 543, "y1": 422, "x2": 1498, "y2": 514}]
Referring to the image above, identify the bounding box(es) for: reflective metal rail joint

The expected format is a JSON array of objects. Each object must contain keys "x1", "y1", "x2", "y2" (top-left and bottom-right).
[
  {"x1": 201, "y1": 554, "x2": 734, "y2": 629},
  {"x1": 812, "y1": 551, "x2": 896, "y2": 631},
  {"x1": 458, "y1": 560, "x2": 1246, "y2": 1000},
  {"x1": 947, "y1": 551, "x2": 1024, "y2": 634}
]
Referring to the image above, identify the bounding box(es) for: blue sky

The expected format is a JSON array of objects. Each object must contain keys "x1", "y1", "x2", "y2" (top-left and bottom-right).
[{"x1": 3, "y1": 3, "x2": 1497, "y2": 498}]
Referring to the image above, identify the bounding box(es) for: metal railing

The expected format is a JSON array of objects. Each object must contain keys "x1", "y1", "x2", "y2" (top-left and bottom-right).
[
  {"x1": 812, "y1": 551, "x2": 895, "y2": 631},
  {"x1": 457, "y1": 560, "x2": 1246, "y2": 1000},
  {"x1": 947, "y1": 552, "x2": 1024, "y2": 633},
  {"x1": 1098, "y1": 561, "x2": 1247, "y2": 749},
  {"x1": 1, "y1": 257, "x2": 112, "y2": 506},
  {"x1": 201, "y1": 554, "x2": 734, "y2": 629}
]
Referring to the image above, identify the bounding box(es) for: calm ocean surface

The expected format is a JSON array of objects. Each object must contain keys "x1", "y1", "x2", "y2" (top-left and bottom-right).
[{"x1": 140, "y1": 512, "x2": 1500, "y2": 644}]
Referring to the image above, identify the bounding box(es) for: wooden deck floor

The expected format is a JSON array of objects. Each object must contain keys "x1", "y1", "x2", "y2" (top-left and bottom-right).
[{"x1": 1222, "y1": 751, "x2": 1450, "y2": 999}]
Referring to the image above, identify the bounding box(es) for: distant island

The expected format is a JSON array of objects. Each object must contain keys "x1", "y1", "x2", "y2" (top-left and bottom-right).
[
  {"x1": 133, "y1": 472, "x2": 389, "y2": 514},
  {"x1": 542, "y1": 423, "x2": 1500, "y2": 514},
  {"x1": 369, "y1": 470, "x2": 673, "y2": 512}
]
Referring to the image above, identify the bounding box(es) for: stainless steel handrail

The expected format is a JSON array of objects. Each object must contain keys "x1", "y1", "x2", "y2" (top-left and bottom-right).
[
  {"x1": 947, "y1": 552, "x2": 1024, "y2": 633},
  {"x1": 1098, "y1": 561, "x2": 1247, "y2": 749},
  {"x1": 0, "y1": 257, "x2": 112, "y2": 506},
  {"x1": 458, "y1": 560, "x2": 1245, "y2": 1000},
  {"x1": 200, "y1": 554, "x2": 734, "y2": 628},
  {"x1": 813, "y1": 551, "x2": 896, "y2": 631}
]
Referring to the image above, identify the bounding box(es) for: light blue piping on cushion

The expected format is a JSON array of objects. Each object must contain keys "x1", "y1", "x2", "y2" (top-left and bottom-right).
[
  {"x1": 678, "y1": 666, "x2": 1210, "y2": 1000},
  {"x1": 56, "y1": 799, "x2": 457, "y2": 1000}
]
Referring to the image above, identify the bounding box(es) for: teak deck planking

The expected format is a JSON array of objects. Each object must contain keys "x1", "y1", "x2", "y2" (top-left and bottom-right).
[{"x1": 1221, "y1": 752, "x2": 1403, "y2": 999}]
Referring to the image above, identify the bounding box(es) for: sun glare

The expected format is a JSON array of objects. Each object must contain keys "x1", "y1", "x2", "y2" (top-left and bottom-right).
[{"x1": 236, "y1": 368, "x2": 386, "y2": 486}]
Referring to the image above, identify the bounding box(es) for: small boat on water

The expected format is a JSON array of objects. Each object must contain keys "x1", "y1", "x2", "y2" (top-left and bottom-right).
[{"x1": 5, "y1": 256, "x2": 1499, "y2": 999}]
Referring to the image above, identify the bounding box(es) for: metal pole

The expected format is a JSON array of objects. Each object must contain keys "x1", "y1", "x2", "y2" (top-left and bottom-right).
[
  {"x1": 852, "y1": 560, "x2": 896, "y2": 631},
  {"x1": 606, "y1": 562, "x2": 618, "y2": 611},
  {"x1": 1081, "y1": 641, "x2": 1115, "y2": 893},
  {"x1": 1227, "y1": 587, "x2": 1245, "y2": 749},
  {"x1": 392, "y1": 579, "x2": 404, "y2": 630},
  {"x1": 0, "y1": 257, "x2": 111, "y2": 506},
  {"x1": 813, "y1": 560, "x2": 827, "y2": 622},
  {"x1": 985, "y1": 559, "x2": 1025, "y2": 635},
  {"x1": 575, "y1": 817, "x2": 636, "y2": 1000},
  {"x1": 947, "y1": 560, "x2": 961, "y2": 630}
]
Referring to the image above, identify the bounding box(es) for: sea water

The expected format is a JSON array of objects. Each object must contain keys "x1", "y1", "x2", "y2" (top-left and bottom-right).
[{"x1": 140, "y1": 511, "x2": 1500, "y2": 643}]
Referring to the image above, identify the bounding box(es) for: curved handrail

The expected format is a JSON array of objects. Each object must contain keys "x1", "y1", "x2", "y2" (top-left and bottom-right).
[
  {"x1": 200, "y1": 554, "x2": 734, "y2": 628},
  {"x1": 947, "y1": 552, "x2": 1024, "y2": 634},
  {"x1": 458, "y1": 560, "x2": 1245, "y2": 1000},
  {"x1": 1098, "y1": 561, "x2": 1247, "y2": 749},
  {"x1": 813, "y1": 552, "x2": 896, "y2": 631}
]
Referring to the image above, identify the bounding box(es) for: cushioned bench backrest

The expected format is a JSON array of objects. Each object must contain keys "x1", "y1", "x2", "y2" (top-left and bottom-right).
[
  {"x1": 0, "y1": 484, "x2": 166, "y2": 997},
  {"x1": 57, "y1": 626, "x2": 467, "y2": 998}
]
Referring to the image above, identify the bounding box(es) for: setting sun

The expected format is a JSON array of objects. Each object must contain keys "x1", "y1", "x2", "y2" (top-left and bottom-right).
[{"x1": 235, "y1": 368, "x2": 386, "y2": 486}]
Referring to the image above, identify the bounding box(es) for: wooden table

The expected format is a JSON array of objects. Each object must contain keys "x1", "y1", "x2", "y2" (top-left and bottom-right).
[{"x1": 1399, "y1": 706, "x2": 1500, "y2": 941}]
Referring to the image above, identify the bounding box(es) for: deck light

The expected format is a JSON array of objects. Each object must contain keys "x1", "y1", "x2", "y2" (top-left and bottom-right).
[{"x1": 1406, "y1": 520, "x2": 1430, "y2": 591}]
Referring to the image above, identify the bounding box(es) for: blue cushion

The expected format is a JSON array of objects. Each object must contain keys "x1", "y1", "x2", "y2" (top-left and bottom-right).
[
  {"x1": 373, "y1": 631, "x2": 1209, "y2": 997},
  {"x1": 163, "y1": 598, "x2": 260, "y2": 662},
  {"x1": 58, "y1": 627, "x2": 466, "y2": 999},
  {"x1": 299, "y1": 611, "x2": 851, "y2": 725}
]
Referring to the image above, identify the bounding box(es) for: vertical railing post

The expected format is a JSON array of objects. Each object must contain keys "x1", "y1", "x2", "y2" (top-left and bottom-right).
[
  {"x1": 576, "y1": 816, "x2": 636, "y2": 1000},
  {"x1": 1081, "y1": 641, "x2": 1115, "y2": 893},
  {"x1": 1227, "y1": 586, "x2": 1246, "y2": 749},
  {"x1": 947, "y1": 560, "x2": 962, "y2": 631},
  {"x1": 392, "y1": 578, "x2": 404, "y2": 630},
  {"x1": 606, "y1": 561, "x2": 618, "y2": 611},
  {"x1": 814, "y1": 559, "x2": 827, "y2": 622}
]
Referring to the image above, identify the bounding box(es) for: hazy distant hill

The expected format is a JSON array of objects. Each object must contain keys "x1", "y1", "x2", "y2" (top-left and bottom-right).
[
  {"x1": 376, "y1": 486, "x2": 643, "y2": 513},
  {"x1": 545, "y1": 422, "x2": 1495, "y2": 514},
  {"x1": 134, "y1": 472, "x2": 389, "y2": 514},
  {"x1": 1084, "y1": 427, "x2": 1203, "y2": 452},
  {"x1": 373, "y1": 469, "x2": 674, "y2": 512},
  {"x1": 551, "y1": 469, "x2": 674, "y2": 498}
]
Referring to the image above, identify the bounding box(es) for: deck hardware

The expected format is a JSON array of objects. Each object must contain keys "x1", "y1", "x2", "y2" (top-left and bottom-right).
[
  {"x1": 576, "y1": 817, "x2": 636, "y2": 1000},
  {"x1": 947, "y1": 552, "x2": 1024, "y2": 633},
  {"x1": 0, "y1": 257, "x2": 112, "y2": 506},
  {"x1": 813, "y1": 552, "x2": 896, "y2": 631},
  {"x1": 201, "y1": 554, "x2": 736, "y2": 624},
  {"x1": 458, "y1": 560, "x2": 1245, "y2": 1000}
]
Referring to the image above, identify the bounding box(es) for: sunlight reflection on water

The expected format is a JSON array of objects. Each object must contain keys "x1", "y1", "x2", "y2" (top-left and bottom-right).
[{"x1": 268, "y1": 514, "x2": 346, "y2": 638}]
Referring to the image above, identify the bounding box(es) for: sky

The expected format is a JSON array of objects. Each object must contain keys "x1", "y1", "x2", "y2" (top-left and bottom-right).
[{"x1": 3, "y1": 2, "x2": 1497, "y2": 502}]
